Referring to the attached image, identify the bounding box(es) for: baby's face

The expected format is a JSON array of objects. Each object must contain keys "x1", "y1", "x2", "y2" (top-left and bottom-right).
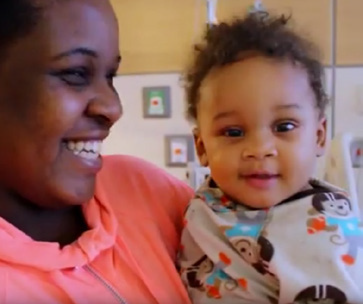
[{"x1": 194, "y1": 56, "x2": 327, "y2": 208}]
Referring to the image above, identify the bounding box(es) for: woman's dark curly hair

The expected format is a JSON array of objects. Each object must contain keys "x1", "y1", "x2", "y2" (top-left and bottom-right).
[
  {"x1": 184, "y1": 12, "x2": 329, "y2": 121},
  {"x1": 0, "y1": 0, "x2": 42, "y2": 60}
]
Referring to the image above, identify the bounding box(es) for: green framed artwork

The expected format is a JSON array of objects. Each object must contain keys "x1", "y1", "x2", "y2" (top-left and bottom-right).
[{"x1": 142, "y1": 86, "x2": 171, "y2": 118}]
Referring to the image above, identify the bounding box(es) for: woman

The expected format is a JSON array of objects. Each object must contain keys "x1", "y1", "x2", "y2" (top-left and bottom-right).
[{"x1": 0, "y1": 0, "x2": 193, "y2": 303}]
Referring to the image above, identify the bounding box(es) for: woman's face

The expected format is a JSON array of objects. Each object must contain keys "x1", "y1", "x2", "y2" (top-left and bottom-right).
[{"x1": 0, "y1": 0, "x2": 122, "y2": 208}]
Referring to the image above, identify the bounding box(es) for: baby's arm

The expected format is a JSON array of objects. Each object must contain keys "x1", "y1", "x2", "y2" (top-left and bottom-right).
[{"x1": 178, "y1": 219, "x2": 213, "y2": 300}]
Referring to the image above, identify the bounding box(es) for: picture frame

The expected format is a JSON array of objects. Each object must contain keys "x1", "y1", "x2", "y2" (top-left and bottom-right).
[
  {"x1": 165, "y1": 134, "x2": 195, "y2": 167},
  {"x1": 142, "y1": 86, "x2": 171, "y2": 118}
]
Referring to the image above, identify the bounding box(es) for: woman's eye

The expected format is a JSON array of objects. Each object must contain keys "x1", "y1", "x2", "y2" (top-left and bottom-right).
[
  {"x1": 56, "y1": 67, "x2": 90, "y2": 87},
  {"x1": 275, "y1": 122, "x2": 296, "y2": 133},
  {"x1": 223, "y1": 128, "x2": 244, "y2": 137}
]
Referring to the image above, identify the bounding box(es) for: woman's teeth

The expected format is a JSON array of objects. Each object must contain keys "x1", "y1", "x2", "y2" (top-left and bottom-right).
[{"x1": 65, "y1": 140, "x2": 102, "y2": 160}]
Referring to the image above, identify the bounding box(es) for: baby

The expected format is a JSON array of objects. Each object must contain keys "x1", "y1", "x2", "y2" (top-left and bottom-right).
[{"x1": 178, "y1": 12, "x2": 363, "y2": 304}]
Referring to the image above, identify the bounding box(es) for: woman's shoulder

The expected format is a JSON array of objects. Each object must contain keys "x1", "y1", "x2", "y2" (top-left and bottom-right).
[
  {"x1": 100, "y1": 154, "x2": 189, "y2": 189},
  {"x1": 101, "y1": 154, "x2": 157, "y2": 173},
  {"x1": 96, "y1": 155, "x2": 194, "y2": 255},
  {"x1": 97, "y1": 154, "x2": 193, "y2": 221}
]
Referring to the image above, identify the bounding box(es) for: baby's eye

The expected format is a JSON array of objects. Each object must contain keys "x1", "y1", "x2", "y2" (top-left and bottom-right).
[
  {"x1": 223, "y1": 128, "x2": 244, "y2": 137},
  {"x1": 274, "y1": 122, "x2": 296, "y2": 133}
]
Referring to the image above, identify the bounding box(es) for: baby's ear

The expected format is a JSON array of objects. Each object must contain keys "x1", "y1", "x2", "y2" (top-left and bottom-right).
[
  {"x1": 316, "y1": 116, "x2": 327, "y2": 157},
  {"x1": 193, "y1": 127, "x2": 208, "y2": 166}
]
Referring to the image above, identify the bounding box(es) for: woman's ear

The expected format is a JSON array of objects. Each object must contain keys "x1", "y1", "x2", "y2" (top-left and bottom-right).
[
  {"x1": 316, "y1": 116, "x2": 327, "y2": 157},
  {"x1": 193, "y1": 127, "x2": 208, "y2": 166}
]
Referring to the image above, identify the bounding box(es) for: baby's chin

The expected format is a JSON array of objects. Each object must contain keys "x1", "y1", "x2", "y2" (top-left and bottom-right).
[{"x1": 235, "y1": 195, "x2": 285, "y2": 209}]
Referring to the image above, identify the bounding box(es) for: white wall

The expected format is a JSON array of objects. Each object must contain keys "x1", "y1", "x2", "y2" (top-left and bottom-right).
[
  {"x1": 335, "y1": 68, "x2": 363, "y2": 137},
  {"x1": 103, "y1": 73, "x2": 192, "y2": 181},
  {"x1": 334, "y1": 68, "x2": 363, "y2": 202},
  {"x1": 103, "y1": 68, "x2": 363, "y2": 186}
]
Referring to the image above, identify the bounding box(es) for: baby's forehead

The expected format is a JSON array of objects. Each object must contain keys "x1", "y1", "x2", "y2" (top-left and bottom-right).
[
  {"x1": 199, "y1": 88, "x2": 316, "y2": 121},
  {"x1": 195, "y1": 57, "x2": 323, "y2": 124},
  {"x1": 201, "y1": 57, "x2": 314, "y2": 100}
]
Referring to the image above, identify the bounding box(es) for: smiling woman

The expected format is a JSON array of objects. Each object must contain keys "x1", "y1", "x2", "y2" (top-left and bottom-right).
[
  {"x1": 0, "y1": 0, "x2": 122, "y2": 209},
  {"x1": 0, "y1": 0, "x2": 193, "y2": 303}
]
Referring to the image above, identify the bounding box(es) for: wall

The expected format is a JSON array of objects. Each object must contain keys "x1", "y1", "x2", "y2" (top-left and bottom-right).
[
  {"x1": 111, "y1": 0, "x2": 363, "y2": 74},
  {"x1": 103, "y1": 73, "x2": 192, "y2": 181},
  {"x1": 334, "y1": 68, "x2": 363, "y2": 207},
  {"x1": 103, "y1": 67, "x2": 363, "y2": 182},
  {"x1": 335, "y1": 68, "x2": 363, "y2": 136},
  {"x1": 111, "y1": 0, "x2": 333, "y2": 74}
]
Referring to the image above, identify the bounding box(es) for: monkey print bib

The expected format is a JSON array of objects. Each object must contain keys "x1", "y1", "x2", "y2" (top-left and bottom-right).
[{"x1": 178, "y1": 179, "x2": 363, "y2": 304}]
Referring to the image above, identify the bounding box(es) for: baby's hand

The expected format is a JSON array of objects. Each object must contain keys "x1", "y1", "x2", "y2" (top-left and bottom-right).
[{"x1": 307, "y1": 216, "x2": 326, "y2": 234}]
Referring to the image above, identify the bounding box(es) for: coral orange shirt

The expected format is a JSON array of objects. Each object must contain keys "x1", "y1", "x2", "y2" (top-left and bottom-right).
[{"x1": 0, "y1": 155, "x2": 193, "y2": 304}]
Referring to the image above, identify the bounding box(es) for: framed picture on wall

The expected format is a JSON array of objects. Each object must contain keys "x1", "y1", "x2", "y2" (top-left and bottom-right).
[
  {"x1": 142, "y1": 86, "x2": 171, "y2": 118},
  {"x1": 165, "y1": 134, "x2": 195, "y2": 167}
]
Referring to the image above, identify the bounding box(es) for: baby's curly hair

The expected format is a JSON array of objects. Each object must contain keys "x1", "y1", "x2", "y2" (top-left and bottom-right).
[{"x1": 184, "y1": 12, "x2": 329, "y2": 121}]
